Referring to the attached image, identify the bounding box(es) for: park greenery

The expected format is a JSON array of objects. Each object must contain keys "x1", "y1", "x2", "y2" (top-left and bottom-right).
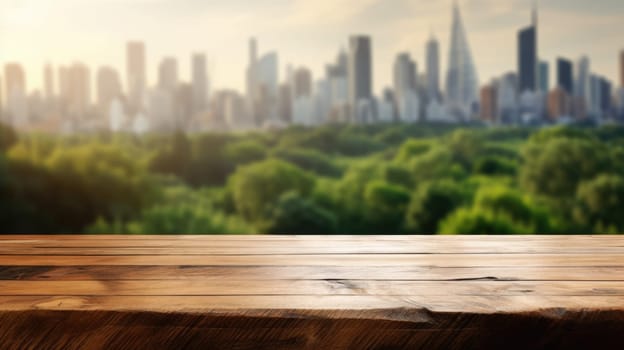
[{"x1": 1, "y1": 121, "x2": 624, "y2": 235}]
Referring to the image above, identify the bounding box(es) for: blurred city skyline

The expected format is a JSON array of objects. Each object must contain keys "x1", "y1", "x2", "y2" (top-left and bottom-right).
[{"x1": 1, "y1": 0, "x2": 623, "y2": 93}]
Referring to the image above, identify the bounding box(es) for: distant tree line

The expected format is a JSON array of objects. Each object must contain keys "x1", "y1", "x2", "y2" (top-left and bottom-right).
[{"x1": 2, "y1": 120, "x2": 624, "y2": 234}]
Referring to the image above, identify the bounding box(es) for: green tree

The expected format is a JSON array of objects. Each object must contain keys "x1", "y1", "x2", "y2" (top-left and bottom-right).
[
  {"x1": 225, "y1": 140, "x2": 267, "y2": 165},
  {"x1": 473, "y1": 186, "x2": 552, "y2": 233},
  {"x1": 473, "y1": 156, "x2": 517, "y2": 176},
  {"x1": 273, "y1": 147, "x2": 342, "y2": 177},
  {"x1": 405, "y1": 180, "x2": 467, "y2": 234},
  {"x1": 439, "y1": 208, "x2": 530, "y2": 235},
  {"x1": 259, "y1": 192, "x2": 337, "y2": 234},
  {"x1": 187, "y1": 133, "x2": 234, "y2": 186},
  {"x1": 447, "y1": 129, "x2": 484, "y2": 169},
  {"x1": 410, "y1": 146, "x2": 466, "y2": 183},
  {"x1": 148, "y1": 131, "x2": 192, "y2": 178},
  {"x1": 228, "y1": 159, "x2": 314, "y2": 222},
  {"x1": 364, "y1": 181, "x2": 411, "y2": 233},
  {"x1": 520, "y1": 138, "x2": 611, "y2": 199},
  {"x1": 0, "y1": 122, "x2": 18, "y2": 152},
  {"x1": 395, "y1": 139, "x2": 432, "y2": 163},
  {"x1": 574, "y1": 175, "x2": 624, "y2": 232}
]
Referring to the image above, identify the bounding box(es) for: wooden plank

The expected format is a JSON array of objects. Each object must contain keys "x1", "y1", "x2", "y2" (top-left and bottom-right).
[
  {"x1": 1, "y1": 295, "x2": 624, "y2": 313},
  {"x1": 1, "y1": 253, "x2": 623, "y2": 266},
  {"x1": 1, "y1": 280, "x2": 623, "y2": 297},
  {"x1": 3, "y1": 265, "x2": 624, "y2": 281},
  {"x1": 1, "y1": 236, "x2": 623, "y2": 349},
  {"x1": 1, "y1": 235, "x2": 620, "y2": 244},
  {"x1": 2, "y1": 243, "x2": 624, "y2": 255}
]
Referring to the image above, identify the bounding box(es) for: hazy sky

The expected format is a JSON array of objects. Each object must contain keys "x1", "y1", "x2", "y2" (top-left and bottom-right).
[{"x1": 0, "y1": 0, "x2": 622, "y2": 95}]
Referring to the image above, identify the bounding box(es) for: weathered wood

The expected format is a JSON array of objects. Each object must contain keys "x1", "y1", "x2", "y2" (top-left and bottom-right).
[
  {"x1": 2, "y1": 280, "x2": 624, "y2": 296},
  {"x1": 0, "y1": 235, "x2": 623, "y2": 349},
  {"x1": 2, "y1": 265, "x2": 624, "y2": 281},
  {"x1": 1, "y1": 253, "x2": 623, "y2": 266}
]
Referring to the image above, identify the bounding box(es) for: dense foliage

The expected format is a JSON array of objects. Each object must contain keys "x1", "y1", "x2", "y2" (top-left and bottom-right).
[{"x1": 2, "y1": 121, "x2": 624, "y2": 234}]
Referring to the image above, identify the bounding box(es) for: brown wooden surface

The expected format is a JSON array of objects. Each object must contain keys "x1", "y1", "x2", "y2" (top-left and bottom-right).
[{"x1": 1, "y1": 235, "x2": 623, "y2": 349}]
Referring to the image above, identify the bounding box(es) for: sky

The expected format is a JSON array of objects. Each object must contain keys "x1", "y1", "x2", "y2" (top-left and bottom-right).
[{"x1": 0, "y1": 0, "x2": 623, "y2": 95}]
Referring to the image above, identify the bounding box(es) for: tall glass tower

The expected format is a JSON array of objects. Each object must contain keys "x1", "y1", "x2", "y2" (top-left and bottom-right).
[
  {"x1": 445, "y1": 1, "x2": 479, "y2": 115},
  {"x1": 426, "y1": 34, "x2": 440, "y2": 101},
  {"x1": 518, "y1": 2, "x2": 538, "y2": 93},
  {"x1": 348, "y1": 35, "x2": 373, "y2": 123}
]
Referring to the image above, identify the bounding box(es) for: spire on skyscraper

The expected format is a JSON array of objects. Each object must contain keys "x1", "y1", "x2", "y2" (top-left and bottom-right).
[
  {"x1": 532, "y1": 0, "x2": 538, "y2": 27},
  {"x1": 445, "y1": 0, "x2": 479, "y2": 116}
]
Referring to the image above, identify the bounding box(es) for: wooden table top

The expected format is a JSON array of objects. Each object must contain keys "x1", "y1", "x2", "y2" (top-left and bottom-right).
[{"x1": 1, "y1": 235, "x2": 623, "y2": 349}]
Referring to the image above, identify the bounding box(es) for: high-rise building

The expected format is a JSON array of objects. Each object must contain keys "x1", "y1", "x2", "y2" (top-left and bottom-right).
[
  {"x1": 620, "y1": 50, "x2": 624, "y2": 88},
  {"x1": 556, "y1": 58, "x2": 573, "y2": 95},
  {"x1": 96, "y1": 66, "x2": 122, "y2": 114},
  {"x1": 600, "y1": 78, "x2": 612, "y2": 114},
  {"x1": 67, "y1": 63, "x2": 91, "y2": 119},
  {"x1": 57, "y1": 66, "x2": 70, "y2": 113},
  {"x1": 44, "y1": 64, "x2": 54, "y2": 101},
  {"x1": 4, "y1": 63, "x2": 28, "y2": 125},
  {"x1": 191, "y1": 53, "x2": 209, "y2": 114},
  {"x1": 575, "y1": 56, "x2": 591, "y2": 108},
  {"x1": 446, "y1": 2, "x2": 479, "y2": 116},
  {"x1": 158, "y1": 57, "x2": 179, "y2": 92},
  {"x1": 174, "y1": 83, "x2": 193, "y2": 129},
  {"x1": 293, "y1": 67, "x2": 313, "y2": 98},
  {"x1": 539, "y1": 60, "x2": 549, "y2": 92},
  {"x1": 278, "y1": 83, "x2": 293, "y2": 124},
  {"x1": 393, "y1": 53, "x2": 419, "y2": 122},
  {"x1": 548, "y1": 86, "x2": 571, "y2": 120},
  {"x1": 518, "y1": 7, "x2": 537, "y2": 93},
  {"x1": 326, "y1": 49, "x2": 349, "y2": 116},
  {"x1": 246, "y1": 38, "x2": 258, "y2": 107},
  {"x1": 393, "y1": 53, "x2": 417, "y2": 94},
  {"x1": 426, "y1": 34, "x2": 440, "y2": 100},
  {"x1": 126, "y1": 41, "x2": 146, "y2": 111},
  {"x1": 255, "y1": 52, "x2": 279, "y2": 125},
  {"x1": 589, "y1": 74, "x2": 603, "y2": 117},
  {"x1": 348, "y1": 35, "x2": 373, "y2": 123},
  {"x1": 480, "y1": 83, "x2": 498, "y2": 122}
]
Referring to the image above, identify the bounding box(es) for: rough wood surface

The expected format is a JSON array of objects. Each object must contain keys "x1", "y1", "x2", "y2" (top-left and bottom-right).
[{"x1": 1, "y1": 235, "x2": 623, "y2": 349}]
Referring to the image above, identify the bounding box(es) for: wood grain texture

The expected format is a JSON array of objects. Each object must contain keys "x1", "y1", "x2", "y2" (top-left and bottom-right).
[{"x1": 1, "y1": 235, "x2": 623, "y2": 349}]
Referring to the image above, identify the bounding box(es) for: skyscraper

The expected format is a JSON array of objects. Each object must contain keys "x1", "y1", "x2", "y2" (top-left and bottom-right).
[
  {"x1": 480, "y1": 83, "x2": 498, "y2": 122},
  {"x1": 426, "y1": 34, "x2": 440, "y2": 100},
  {"x1": 158, "y1": 57, "x2": 179, "y2": 92},
  {"x1": 255, "y1": 52, "x2": 279, "y2": 125},
  {"x1": 575, "y1": 56, "x2": 590, "y2": 107},
  {"x1": 67, "y1": 63, "x2": 91, "y2": 119},
  {"x1": 548, "y1": 86, "x2": 571, "y2": 120},
  {"x1": 393, "y1": 53, "x2": 419, "y2": 122},
  {"x1": 620, "y1": 50, "x2": 624, "y2": 88},
  {"x1": 192, "y1": 54, "x2": 209, "y2": 114},
  {"x1": 589, "y1": 74, "x2": 603, "y2": 117},
  {"x1": 393, "y1": 53, "x2": 417, "y2": 94},
  {"x1": 600, "y1": 77, "x2": 612, "y2": 113},
  {"x1": 246, "y1": 38, "x2": 258, "y2": 104},
  {"x1": 293, "y1": 67, "x2": 313, "y2": 98},
  {"x1": 4, "y1": 63, "x2": 28, "y2": 125},
  {"x1": 518, "y1": 5, "x2": 540, "y2": 93},
  {"x1": 557, "y1": 58, "x2": 573, "y2": 95},
  {"x1": 518, "y1": 4, "x2": 538, "y2": 93},
  {"x1": 348, "y1": 35, "x2": 373, "y2": 123},
  {"x1": 44, "y1": 64, "x2": 54, "y2": 101},
  {"x1": 326, "y1": 49, "x2": 349, "y2": 119},
  {"x1": 445, "y1": 2, "x2": 479, "y2": 116},
  {"x1": 97, "y1": 66, "x2": 122, "y2": 114},
  {"x1": 539, "y1": 60, "x2": 549, "y2": 92},
  {"x1": 126, "y1": 41, "x2": 146, "y2": 112},
  {"x1": 58, "y1": 66, "x2": 70, "y2": 112}
]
